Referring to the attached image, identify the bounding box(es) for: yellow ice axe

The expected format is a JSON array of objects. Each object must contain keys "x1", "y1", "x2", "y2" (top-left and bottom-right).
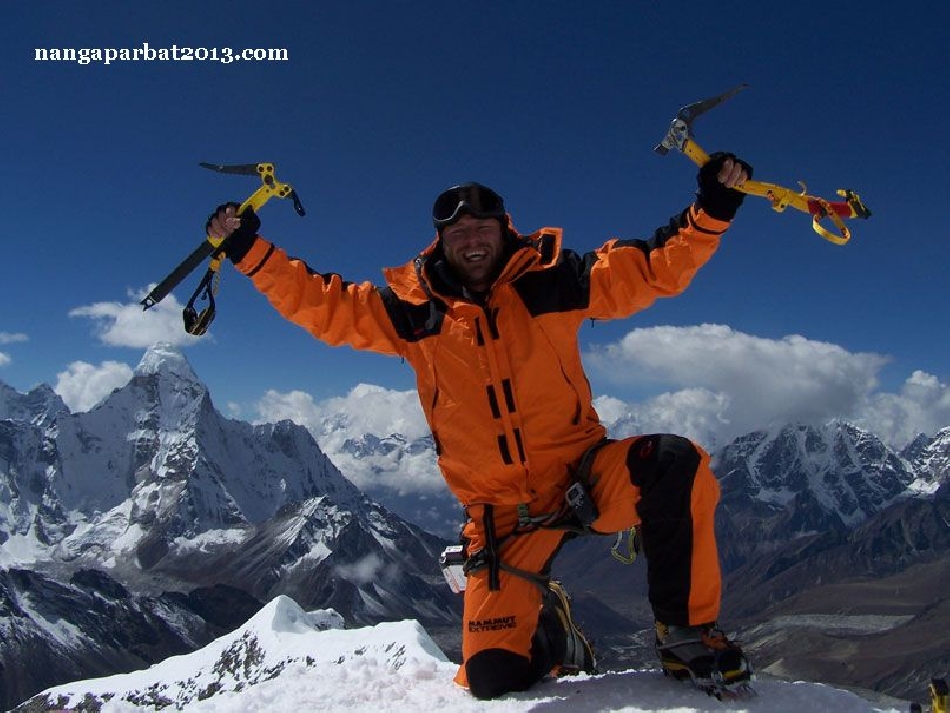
[
  {"x1": 655, "y1": 85, "x2": 870, "y2": 245},
  {"x1": 141, "y1": 162, "x2": 305, "y2": 335}
]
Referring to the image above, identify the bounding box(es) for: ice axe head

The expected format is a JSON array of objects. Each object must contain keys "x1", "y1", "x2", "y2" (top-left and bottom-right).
[
  {"x1": 654, "y1": 84, "x2": 748, "y2": 161},
  {"x1": 654, "y1": 117, "x2": 693, "y2": 156}
]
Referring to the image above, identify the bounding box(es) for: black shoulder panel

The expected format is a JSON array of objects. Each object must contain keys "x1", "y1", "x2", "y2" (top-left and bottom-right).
[
  {"x1": 302, "y1": 263, "x2": 356, "y2": 290},
  {"x1": 379, "y1": 286, "x2": 446, "y2": 342},
  {"x1": 614, "y1": 208, "x2": 721, "y2": 259},
  {"x1": 513, "y1": 249, "x2": 599, "y2": 316}
]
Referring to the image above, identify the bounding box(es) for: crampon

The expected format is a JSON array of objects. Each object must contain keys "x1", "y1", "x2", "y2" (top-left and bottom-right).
[
  {"x1": 656, "y1": 622, "x2": 756, "y2": 700},
  {"x1": 663, "y1": 666, "x2": 757, "y2": 701}
]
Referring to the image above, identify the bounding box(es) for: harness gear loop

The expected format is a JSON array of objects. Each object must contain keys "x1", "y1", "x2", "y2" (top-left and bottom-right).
[
  {"x1": 517, "y1": 503, "x2": 532, "y2": 529},
  {"x1": 610, "y1": 525, "x2": 642, "y2": 565}
]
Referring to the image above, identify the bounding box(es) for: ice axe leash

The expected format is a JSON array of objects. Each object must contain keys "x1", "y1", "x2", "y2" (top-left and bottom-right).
[
  {"x1": 140, "y1": 162, "x2": 305, "y2": 335},
  {"x1": 655, "y1": 84, "x2": 871, "y2": 245}
]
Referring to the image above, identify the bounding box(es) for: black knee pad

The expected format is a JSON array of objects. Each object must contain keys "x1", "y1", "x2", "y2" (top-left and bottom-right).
[
  {"x1": 466, "y1": 648, "x2": 535, "y2": 699},
  {"x1": 627, "y1": 435, "x2": 701, "y2": 512}
]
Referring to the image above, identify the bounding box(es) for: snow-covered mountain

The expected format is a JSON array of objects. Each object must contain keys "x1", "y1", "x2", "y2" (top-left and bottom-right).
[
  {"x1": 902, "y1": 426, "x2": 950, "y2": 493},
  {"x1": 702, "y1": 423, "x2": 950, "y2": 702},
  {"x1": 1, "y1": 345, "x2": 451, "y2": 598},
  {"x1": 0, "y1": 567, "x2": 262, "y2": 709},
  {"x1": 0, "y1": 345, "x2": 459, "y2": 709},
  {"x1": 16, "y1": 594, "x2": 911, "y2": 713},
  {"x1": 712, "y1": 421, "x2": 920, "y2": 569},
  {"x1": 0, "y1": 380, "x2": 67, "y2": 428},
  {"x1": 312, "y1": 416, "x2": 462, "y2": 539}
]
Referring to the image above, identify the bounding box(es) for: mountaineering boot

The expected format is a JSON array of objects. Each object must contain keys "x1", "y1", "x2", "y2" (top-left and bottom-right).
[
  {"x1": 655, "y1": 621, "x2": 754, "y2": 698},
  {"x1": 545, "y1": 580, "x2": 597, "y2": 676}
]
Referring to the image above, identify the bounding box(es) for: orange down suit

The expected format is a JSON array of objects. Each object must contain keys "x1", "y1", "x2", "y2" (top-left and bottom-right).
[{"x1": 235, "y1": 203, "x2": 731, "y2": 693}]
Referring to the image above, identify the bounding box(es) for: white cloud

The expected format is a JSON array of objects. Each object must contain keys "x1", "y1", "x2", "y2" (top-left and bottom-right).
[
  {"x1": 334, "y1": 553, "x2": 385, "y2": 584},
  {"x1": 55, "y1": 360, "x2": 135, "y2": 412},
  {"x1": 856, "y1": 370, "x2": 950, "y2": 447},
  {"x1": 595, "y1": 388, "x2": 732, "y2": 448},
  {"x1": 256, "y1": 384, "x2": 429, "y2": 440},
  {"x1": 70, "y1": 288, "x2": 202, "y2": 348},
  {"x1": 0, "y1": 332, "x2": 27, "y2": 367},
  {"x1": 586, "y1": 324, "x2": 945, "y2": 448},
  {"x1": 255, "y1": 385, "x2": 442, "y2": 495},
  {"x1": 255, "y1": 389, "x2": 323, "y2": 429}
]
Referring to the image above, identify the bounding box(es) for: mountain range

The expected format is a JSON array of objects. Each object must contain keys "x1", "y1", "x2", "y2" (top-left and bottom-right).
[{"x1": 1, "y1": 344, "x2": 947, "y2": 708}]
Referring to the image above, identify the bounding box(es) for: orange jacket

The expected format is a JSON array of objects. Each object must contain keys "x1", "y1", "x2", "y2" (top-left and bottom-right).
[{"x1": 236, "y1": 205, "x2": 730, "y2": 508}]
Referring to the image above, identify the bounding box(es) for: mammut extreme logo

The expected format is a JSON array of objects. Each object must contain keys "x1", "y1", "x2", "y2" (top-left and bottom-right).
[{"x1": 469, "y1": 615, "x2": 517, "y2": 633}]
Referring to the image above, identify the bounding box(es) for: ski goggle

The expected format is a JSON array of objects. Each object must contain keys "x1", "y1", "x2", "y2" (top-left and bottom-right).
[{"x1": 432, "y1": 182, "x2": 506, "y2": 228}]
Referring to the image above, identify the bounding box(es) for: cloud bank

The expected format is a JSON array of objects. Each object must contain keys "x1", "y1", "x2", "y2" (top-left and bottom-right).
[
  {"x1": 255, "y1": 325, "x2": 947, "y2": 460},
  {"x1": 70, "y1": 288, "x2": 202, "y2": 348},
  {"x1": 584, "y1": 324, "x2": 945, "y2": 448},
  {"x1": 46, "y1": 323, "x2": 947, "y2": 453}
]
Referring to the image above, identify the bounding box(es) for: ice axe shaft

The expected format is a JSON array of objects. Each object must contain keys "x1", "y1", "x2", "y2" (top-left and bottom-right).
[{"x1": 656, "y1": 85, "x2": 870, "y2": 245}]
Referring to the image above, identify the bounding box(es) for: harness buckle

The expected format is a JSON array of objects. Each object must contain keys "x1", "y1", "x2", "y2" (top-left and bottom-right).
[
  {"x1": 517, "y1": 503, "x2": 533, "y2": 529},
  {"x1": 565, "y1": 481, "x2": 598, "y2": 527}
]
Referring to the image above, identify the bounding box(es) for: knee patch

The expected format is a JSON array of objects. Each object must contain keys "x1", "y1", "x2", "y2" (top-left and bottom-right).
[
  {"x1": 627, "y1": 435, "x2": 701, "y2": 517},
  {"x1": 466, "y1": 648, "x2": 535, "y2": 699}
]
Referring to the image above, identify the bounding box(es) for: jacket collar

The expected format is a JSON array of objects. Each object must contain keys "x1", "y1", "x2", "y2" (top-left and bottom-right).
[{"x1": 383, "y1": 220, "x2": 563, "y2": 305}]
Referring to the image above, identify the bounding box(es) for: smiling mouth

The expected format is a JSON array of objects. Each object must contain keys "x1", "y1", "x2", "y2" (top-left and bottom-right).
[{"x1": 463, "y1": 250, "x2": 489, "y2": 262}]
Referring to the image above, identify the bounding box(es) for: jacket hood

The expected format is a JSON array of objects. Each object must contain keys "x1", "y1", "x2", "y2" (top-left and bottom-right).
[{"x1": 382, "y1": 215, "x2": 563, "y2": 305}]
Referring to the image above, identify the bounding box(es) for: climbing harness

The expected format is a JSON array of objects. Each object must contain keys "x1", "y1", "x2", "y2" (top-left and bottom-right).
[{"x1": 440, "y1": 439, "x2": 642, "y2": 594}]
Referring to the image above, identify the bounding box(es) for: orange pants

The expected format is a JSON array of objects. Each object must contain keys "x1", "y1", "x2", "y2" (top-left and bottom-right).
[{"x1": 454, "y1": 434, "x2": 722, "y2": 698}]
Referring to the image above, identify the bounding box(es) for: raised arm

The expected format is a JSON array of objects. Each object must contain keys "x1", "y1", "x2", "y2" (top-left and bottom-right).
[{"x1": 207, "y1": 203, "x2": 407, "y2": 357}]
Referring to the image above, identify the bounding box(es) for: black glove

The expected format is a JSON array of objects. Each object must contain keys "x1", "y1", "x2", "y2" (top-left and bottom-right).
[
  {"x1": 696, "y1": 152, "x2": 754, "y2": 221},
  {"x1": 205, "y1": 202, "x2": 261, "y2": 263}
]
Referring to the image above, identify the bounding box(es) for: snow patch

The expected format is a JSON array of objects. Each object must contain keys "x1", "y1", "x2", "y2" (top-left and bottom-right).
[{"x1": 172, "y1": 527, "x2": 251, "y2": 554}]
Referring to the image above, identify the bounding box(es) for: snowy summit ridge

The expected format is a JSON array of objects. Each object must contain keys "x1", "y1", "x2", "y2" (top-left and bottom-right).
[{"x1": 20, "y1": 595, "x2": 906, "y2": 713}]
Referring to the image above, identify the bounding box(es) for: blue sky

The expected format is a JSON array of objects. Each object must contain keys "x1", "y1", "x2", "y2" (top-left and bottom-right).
[{"x1": 3, "y1": 2, "x2": 948, "y2": 448}]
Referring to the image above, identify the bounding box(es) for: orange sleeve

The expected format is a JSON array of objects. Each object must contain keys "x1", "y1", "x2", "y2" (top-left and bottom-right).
[
  {"x1": 234, "y1": 237, "x2": 407, "y2": 357},
  {"x1": 586, "y1": 205, "x2": 729, "y2": 319}
]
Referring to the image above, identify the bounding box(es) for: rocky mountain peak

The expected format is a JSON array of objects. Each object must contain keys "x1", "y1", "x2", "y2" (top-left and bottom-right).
[
  {"x1": 901, "y1": 425, "x2": 950, "y2": 490},
  {"x1": 134, "y1": 342, "x2": 201, "y2": 385},
  {"x1": 0, "y1": 380, "x2": 69, "y2": 427}
]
